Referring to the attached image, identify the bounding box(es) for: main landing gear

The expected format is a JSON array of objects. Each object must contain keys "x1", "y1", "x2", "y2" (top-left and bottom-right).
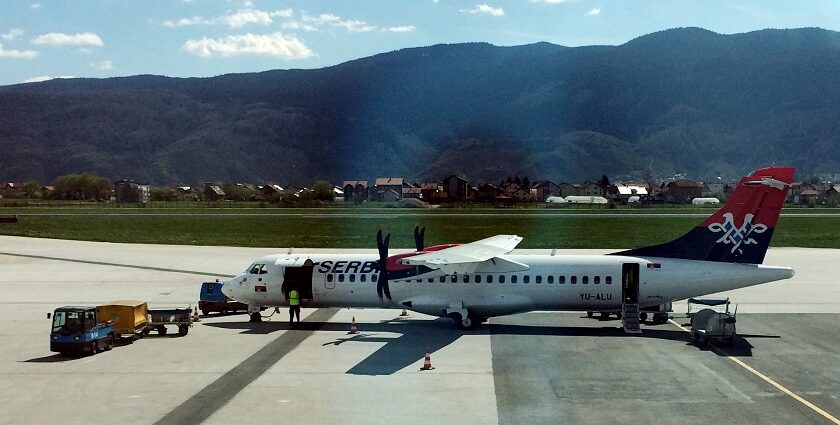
[
  {"x1": 446, "y1": 302, "x2": 485, "y2": 330},
  {"x1": 248, "y1": 305, "x2": 262, "y2": 323}
]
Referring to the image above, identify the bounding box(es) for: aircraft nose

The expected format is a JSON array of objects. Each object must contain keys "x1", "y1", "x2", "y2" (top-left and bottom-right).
[{"x1": 221, "y1": 280, "x2": 234, "y2": 298}]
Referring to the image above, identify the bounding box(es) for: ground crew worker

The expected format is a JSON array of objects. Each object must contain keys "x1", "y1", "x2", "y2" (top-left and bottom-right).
[{"x1": 288, "y1": 288, "x2": 300, "y2": 324}]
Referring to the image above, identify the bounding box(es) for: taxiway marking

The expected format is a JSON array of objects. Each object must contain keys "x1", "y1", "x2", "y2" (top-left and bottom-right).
[
  {"x1": 0, "y1": 252, "x2": 234, "y2": 278},
  {"x1": 668, "y1": 319, "x2": 840, "y2": 425}
]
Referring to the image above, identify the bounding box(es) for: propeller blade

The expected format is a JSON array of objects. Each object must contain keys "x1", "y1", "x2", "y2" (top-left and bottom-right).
[
  {"x1": 414, "y1": 225, "x2": 425, "y2": 251},
  {"x1": 375, "y1": 230, "x2": 392, "y2": 301}
]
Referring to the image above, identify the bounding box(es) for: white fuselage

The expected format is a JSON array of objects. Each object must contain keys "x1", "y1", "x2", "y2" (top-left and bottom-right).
[{"x1": 222, "y1": 252, "x2": 794, "y2": 318}]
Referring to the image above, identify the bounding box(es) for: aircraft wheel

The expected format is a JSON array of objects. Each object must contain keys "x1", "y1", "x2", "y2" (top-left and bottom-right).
[
  {"x1": 599, "y1": 312, "x2": 609, "y2": 320},
  {"x1": 104, "y1": 334, "x2": 115, "y2": 351},
  {"x1": 586, "y1": 311, "x2": 593, "y2": 318},
  {"x1": 640, "y1": 312, "x2": 648, "y2": 322},
  {"x1": 249, "y1": 312, "x2": 262, "y2": 323}
]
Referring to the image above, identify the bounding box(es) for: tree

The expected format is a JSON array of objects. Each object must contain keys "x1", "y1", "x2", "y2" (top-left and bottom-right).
[
  {"x1": 522, "y1": 176, "x2": 530, "y2": 189},
  {"x1": 311, "y1": 180, "x2": 335, "y2": 201},
  {"x1": 53, "y1": 172, "x2": 111, "y2": 201},
  {"x1": 23, "y1": 180, "x2": 41, "y2": 199},
  {"x1": 150, "y1": 187, "x2": 175, "y2": 202}
]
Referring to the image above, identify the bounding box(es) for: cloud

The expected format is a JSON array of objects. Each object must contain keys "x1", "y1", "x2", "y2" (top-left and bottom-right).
[
  {"x1": 384, "y1": 25, "x2": 415, "y2": 33},
  {"x1": 0, "y1": 43, "x2": 38, "y2": 59},
  {"x1": 90, "y1": 60, "x2": 113, "y2": 70},
  {"x1": 585, "y1": 7, "x2": 601, "y2": 15},
  {"x1": 461, "y1": 4, "x2": 505, "y2": 16},
  {"x1": 2, "y1": 29, "x2": 24, "y2": 41},
  {"x1": 163, "y1": 16, "x2": 209, "y2": 27},
  {"x1": 24, "y1": 75, "x2": 75, "y2": 83},
  {"x1": 163, "y1": 8, "x2": 294, "y2": 28},
  {"x1": 33, "y1": 32, "x2": 103, "y2": 46},
  {"x1": 31, "y1": 3, "x2": 41, "y2": 9},
  {"x1": 283, "y1": 13, "x2": 380, "y2": 33},
  {"x1": 182, "y1": 32, "x2": 315, "y2": 58}
]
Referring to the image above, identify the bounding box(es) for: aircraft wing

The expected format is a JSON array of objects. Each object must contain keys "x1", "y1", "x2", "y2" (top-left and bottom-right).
[{"x1": 399, "y1": 234, "x2": 523, "y2": 267}]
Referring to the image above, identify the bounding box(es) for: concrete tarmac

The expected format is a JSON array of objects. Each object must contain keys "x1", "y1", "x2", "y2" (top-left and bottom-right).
[{"x1": 1, "y1": 236, "x2": 839, "y2": 425}]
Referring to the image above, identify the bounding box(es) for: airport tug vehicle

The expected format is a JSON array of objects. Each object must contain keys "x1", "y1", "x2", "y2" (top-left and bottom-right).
[{"x1": 49, "y1": 300, "x2": 193, "y2": 355}]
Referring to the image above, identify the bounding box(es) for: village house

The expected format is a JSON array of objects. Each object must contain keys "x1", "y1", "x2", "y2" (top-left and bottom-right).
[
  {"x1": 374, "y1": 177, "x2": 403, "y2": 201},
  {"x1": 532, "y1": 180, "x2": 561, "y2": 202},
  {"x1": 203, "y1": 182, "x2": 225, "y2": 202},
  {"x1": 578, "y1": 182, "x2": 605, "y2": 197},
  {"x1": 114, "y1": 179, "x2": 150, "y2": 203},
  {"x1": 662, "y1": 179, "x2": 704, "y2": 203},
  {"x1": 477, "y1": 183, "x2": 504, "y2": 202},
  {"x1": 419, "y1": 182, "x2": 441, "y2": 201},
  {"x1": 442, "y1": 174, "x2": 468, "y2": 202},
  {"x1": 342, "y1": 180, "x2": 369, "y2": 202}
]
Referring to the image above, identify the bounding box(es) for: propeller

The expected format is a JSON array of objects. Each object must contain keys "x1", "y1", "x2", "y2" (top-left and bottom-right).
[
  {"x1": 376, "y1": 229, "x2": 392, "y2": 301},
  {"x1": 414, "y1": 225, "x2": 425, "y2": 252}
]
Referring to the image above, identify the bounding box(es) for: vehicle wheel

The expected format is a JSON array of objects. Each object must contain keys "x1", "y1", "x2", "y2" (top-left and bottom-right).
[
  {"x1": 201, "y1": 309, "x2": 209, "y2": 316},
  {"x1": 617, "y1": 312, "x2": 622, "y2": 319},
  {"x1": 178, "y1": 325, "x2": 189, "y2": 336},
  {"x1": 157, "y1": 326, "x2": 168, "y2": 336},
  {"x1": 586, "y1": 311, "x2": 593, "y2": 318},
  {"x1": 90, "y1": 340, "x2": 98, "y2": 355},
  {"x1": 640, "y1": 312, "x2": 648, "y2": 322},
  {"x1": 599, "y1": 312, "x2": 609, "y2": 319},
  {"x1": 221, "y1": 308, "x2": 228, "y2": 316},
  {"x1": 104, "y1": 334, "x2": 115, "y2": 351},
  {"x1": 142, "y1": 327, "x2": 151, "y2": 335}
]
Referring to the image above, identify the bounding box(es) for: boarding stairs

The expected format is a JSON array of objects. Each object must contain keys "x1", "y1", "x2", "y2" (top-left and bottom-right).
[{"x1": 622, "y1": 303, "x2": 642, "y2": 334}]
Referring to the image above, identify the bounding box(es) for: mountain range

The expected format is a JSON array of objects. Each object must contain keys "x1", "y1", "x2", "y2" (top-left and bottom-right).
[{"x1": 2, "y1": 27, "x2": 839, "y2": 186}]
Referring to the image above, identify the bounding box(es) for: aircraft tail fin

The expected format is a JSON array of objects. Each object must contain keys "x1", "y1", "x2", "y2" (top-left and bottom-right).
[{"x1": 614, "y1": 166, "x2": 795, "y2": 264}]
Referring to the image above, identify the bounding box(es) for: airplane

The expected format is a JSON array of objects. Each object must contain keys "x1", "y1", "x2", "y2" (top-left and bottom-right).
[{"x1": 222, "y1": 166, "x2": 796, "y2": 332}]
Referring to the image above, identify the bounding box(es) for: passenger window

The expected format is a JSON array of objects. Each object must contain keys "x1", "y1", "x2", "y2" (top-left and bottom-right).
[
  {"x1": 487, "y1": 275, "x2": 493, "y2": 283},
  {"x1": 499, "y1": 275, "x2": 506, "y2": 283},
  {"x1": 548, "y1": 276, "x2": 554, "y2": 284},
  {"x1": 536, "y1": 276, "x2": 542, "y2": 284},
  {"x1": 594, "y1": 276, "x2": 600, "y2": 284},
  {"x1": 338, "y1": 274, "x2": 345, "y2": 282},
  {"x1": 559, "y1": 275, "x2": 565, "y2": 284},
  {"x1": 463, "y1": 275, "x2": 470, "y2": 283},
  {"x1": 440, "y1": 276, "x2": 446, "y2": 283},
  {"x1": 475, "y1": 275, "x2": 482, "y2": 283},
  {"x1": 327, "y1": 274, "x2": 334, "y2": 283},
  {"x1": 428, "y1": 278, "x2": 434, "y2": 283},
  {"x1": 606, "y1": 276, "x2": 612, "y2": 284},
  {"x1": 372, "y1": 274, "x2": 378, "y2": 281},
  {"x1": 451, "y1": 275, "x2": 457, "y2": 283},
  {"x1": 524, "y1": 275, "x2": 530, "y2": 284},
  {"x1": 511, "y1": 275, "x2": 518, "y2": 283},
  {"x1": 360, "y1": 274, "x2": 366, "y2": 283},
  {"x1": 583, "y1": 276, "x2": 589, "y2": 284},
  {"x1": 571, "y1": 276, "x2": 577, "y2": 284},
  {"x1": 349, "y1": 275, "x2": 355, "y2": 283}
]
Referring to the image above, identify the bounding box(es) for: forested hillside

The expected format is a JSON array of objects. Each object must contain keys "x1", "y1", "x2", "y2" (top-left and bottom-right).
[{"x1": 2, "y1": 27, "x2": 839, "y2": 185}]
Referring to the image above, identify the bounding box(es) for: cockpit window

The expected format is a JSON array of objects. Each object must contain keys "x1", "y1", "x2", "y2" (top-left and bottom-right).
[{"x1": 248, "y1": 264, "x2": 268, "y2": 274}]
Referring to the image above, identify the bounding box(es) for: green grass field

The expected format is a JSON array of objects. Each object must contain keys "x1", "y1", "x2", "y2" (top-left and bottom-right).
[{"x1": 0, "y1": 207, "x2": 837, "y2": 249}]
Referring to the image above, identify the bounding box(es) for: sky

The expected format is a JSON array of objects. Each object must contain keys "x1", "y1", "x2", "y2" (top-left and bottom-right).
[{"x1": 2, "y1": 0, "x2": 840, "y2": 86}]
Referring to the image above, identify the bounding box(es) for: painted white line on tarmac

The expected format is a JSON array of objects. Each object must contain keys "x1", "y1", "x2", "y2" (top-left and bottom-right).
[{"x1": 668, "y1": 319, "x2": 840, "y2": 425}]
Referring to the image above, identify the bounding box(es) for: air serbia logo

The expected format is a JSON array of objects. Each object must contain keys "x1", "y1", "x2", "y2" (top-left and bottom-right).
[{"x1": 707, "y1": 212, "x2": 768, "y2": 253}]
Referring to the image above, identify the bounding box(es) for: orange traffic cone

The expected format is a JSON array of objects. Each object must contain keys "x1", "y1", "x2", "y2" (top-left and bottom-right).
[
  {"x1": 400, "y1": 308, "x2": 408, "y2": 317},
  {"x1": 348, "y1": 316, "x2": 358, "y2": 334},
  {"x1": 420, "y1": 346, "x2": 434, "y2": 371},
  {"x1": 193, "y1": 305, "x2": 200, "y2": 323}
]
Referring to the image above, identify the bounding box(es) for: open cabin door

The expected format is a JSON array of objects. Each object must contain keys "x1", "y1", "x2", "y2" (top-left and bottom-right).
[
  {"x1": 622, "y1": 263, "x2": 640, "y2": 304},
  {"x1": 282, "y1": 259, "x2": 314, "y2": 301},
  {"x1": 621, "y1": 263, "x2": 642, "y2": 334}
]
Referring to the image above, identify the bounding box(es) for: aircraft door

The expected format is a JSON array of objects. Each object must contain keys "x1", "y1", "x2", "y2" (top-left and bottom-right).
[
  {"x1": 282, "y1": 259, "x2": 315, "y2": 302},
  {"x1": 621, "y1": 263, "x2": 640, "y2": 304}
]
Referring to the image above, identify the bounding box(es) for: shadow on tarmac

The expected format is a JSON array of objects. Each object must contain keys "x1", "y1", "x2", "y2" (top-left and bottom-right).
[{"x1": 204, "y1": 315, "x2": 779, "y2": 374}]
